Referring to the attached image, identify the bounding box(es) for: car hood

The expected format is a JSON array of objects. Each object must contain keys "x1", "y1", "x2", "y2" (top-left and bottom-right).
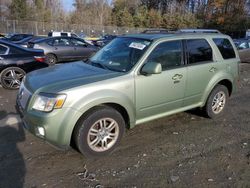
[{"x1": 25, "y1": 61, "x2": 123, "y2": 93}]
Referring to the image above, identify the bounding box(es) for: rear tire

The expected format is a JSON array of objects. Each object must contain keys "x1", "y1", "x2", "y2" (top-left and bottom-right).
[
  {"x1": 204, "y1": 85, "x2": 229, "y2": 119},
  {"x1": 0, "y1": 67, "x2": 26, "y2": 90},
  {"x1": 45, "y1": 54, "x2": 57, "y2": 66},
  {"x1": 74, "y1": 106, "x2": 125, "y2": 158}
]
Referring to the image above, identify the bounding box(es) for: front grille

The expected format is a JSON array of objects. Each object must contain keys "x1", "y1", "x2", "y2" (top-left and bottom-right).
[{"x1": 18, "y1": 83, "x2": 32, "y2": 110}]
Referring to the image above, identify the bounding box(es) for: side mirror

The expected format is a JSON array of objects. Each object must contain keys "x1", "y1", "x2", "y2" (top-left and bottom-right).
[{"x1": 141, "y1": 62, "x2": 162, "y2": 75}]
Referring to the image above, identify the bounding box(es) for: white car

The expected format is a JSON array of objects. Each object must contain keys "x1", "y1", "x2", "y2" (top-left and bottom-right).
[{"x1": 48, "y1": 31, "x2": 78, "y2": 38}]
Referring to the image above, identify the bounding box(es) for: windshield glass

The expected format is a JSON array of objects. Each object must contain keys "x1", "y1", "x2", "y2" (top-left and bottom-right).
[{"x1": 90, "y1": 37, "x2": 151, "y2": 72}]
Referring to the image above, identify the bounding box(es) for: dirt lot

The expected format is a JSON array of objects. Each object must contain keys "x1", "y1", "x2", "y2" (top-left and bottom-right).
[{"x1": 0, "y1": 63, "x2": 249, "y2": 188}]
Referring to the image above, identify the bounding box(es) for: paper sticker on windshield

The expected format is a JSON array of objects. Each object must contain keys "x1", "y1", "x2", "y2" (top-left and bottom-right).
[{"x1": 129, "y1": 42, "x2": 146, "y2": 50}]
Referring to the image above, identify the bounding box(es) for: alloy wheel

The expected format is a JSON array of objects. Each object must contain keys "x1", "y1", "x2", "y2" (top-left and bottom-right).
[
  {"x1": 211, "y1": 91, "x2": 226, "y2": 114},
  {"x1": 87, "y1": 118, "x2": 119, "y2": 152},
  {"x1": 1, "y1": 68, "x2": 25, "y2": 89}
]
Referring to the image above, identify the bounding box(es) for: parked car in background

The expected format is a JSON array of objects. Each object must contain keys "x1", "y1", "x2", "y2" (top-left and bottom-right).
[
  {"x1": 17, "y1": 33, "x2": 239, "y2": 157},
  {"x1": 28, "y1": 36, "x2": 98, "y2": 65},
  {"x1": 48, "y1": 31, "x2": 78, "y2": 38},
  {"x1": 4, "y1": 33, "x2": 34, "y2": 42},
  {"x1": 0, "y1": 33, "x2": 5, "y2": 38},
  {"x1": 234, "y1": 39, "x2": 250, "y2": 63},
  {"x1": 14, "y1": 36, "x2": 46, "y2": 48},
  {"x1": 0, "y1": 39, "x2": 47, "y2": 89},
  {"x1": 91, "y1": 35, "x2": 117, "y2": 47}
]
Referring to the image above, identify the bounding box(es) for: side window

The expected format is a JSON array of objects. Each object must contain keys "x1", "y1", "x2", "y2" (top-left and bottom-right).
[
  {"x1": 53, "y1": 38, "x2": 70, "y2": 46},
  {"x1": 71, "y1": 38, "x2": 87, "y2": 47},
  {"x1": 146, "y1": 40, "x2": 182, "y2": 70},
  {"x1": 186, "y1": 39, "x2": 213, "y2": 64},
  {"x1": 0, "y1": 45, "x2": 8, "y2": 55},
  {"x1": 47, "y1": 39, "x2": 54, "y2": 46},
  {"x1": 213, "y1": 38, "x2": 236, "y2": 59}
]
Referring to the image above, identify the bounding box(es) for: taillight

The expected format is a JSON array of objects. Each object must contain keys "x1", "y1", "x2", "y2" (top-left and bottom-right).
[{"x1": 34, "y1": 56, "x2": 45, "y2": 62}]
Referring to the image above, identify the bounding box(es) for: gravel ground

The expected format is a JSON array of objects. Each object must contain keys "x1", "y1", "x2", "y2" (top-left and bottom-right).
[{"x1": 0, "y1": 63, "x2": 249, "y2": 188}]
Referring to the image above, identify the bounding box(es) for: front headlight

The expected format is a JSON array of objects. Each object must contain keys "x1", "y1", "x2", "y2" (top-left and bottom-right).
[{"x1": 32, "y1": 93, "x2": 67, "y2": 112}]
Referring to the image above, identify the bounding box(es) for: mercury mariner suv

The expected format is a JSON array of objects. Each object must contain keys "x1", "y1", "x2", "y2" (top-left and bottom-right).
[{"x1": 17, "y1": 33, "x2": 240, "y2": 157}]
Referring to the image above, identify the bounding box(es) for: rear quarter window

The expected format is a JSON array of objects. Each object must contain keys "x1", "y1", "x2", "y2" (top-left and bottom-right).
[
  {"x1": 0, "y1": 45, "x2": 8, "y2": 54},
  {"x1": 213, "y1": 38, "x2": 236, "y2": 59}
]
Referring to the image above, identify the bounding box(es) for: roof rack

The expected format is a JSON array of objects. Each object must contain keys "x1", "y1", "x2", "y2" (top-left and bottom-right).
[
  {"x1": 141, "y1": 29, "x2": 176, "y2": 34},
  {"x1": 141, "y1": 28, "x2": 221, "y2": 34},
  {"x1": 177, "y1": 29, "x2": 221, "y2": 34}
]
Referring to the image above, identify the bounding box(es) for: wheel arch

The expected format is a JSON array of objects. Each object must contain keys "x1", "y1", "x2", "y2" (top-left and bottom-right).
[
  {"x1": 46, "y1": 53, "x2": 58, "y2": 62},
  {"x1": 70, "y1": 102, "x2": 131, "y2": 148},
  {"x1": 217, "y1": 79, "x2": 233, "y2": 96},
  {"x1": 201, "y1": 78, "x2": 233, "y2": 107}
]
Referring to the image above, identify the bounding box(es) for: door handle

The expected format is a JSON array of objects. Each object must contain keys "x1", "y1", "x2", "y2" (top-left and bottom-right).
[
  {"x1": 209, "y1": 67, "x2": 217, "y2": 73},
  {"x1": 172, "y1": 74, "x2": 183, "y2": 80},
  {"x1": 54, "y1": 47, "x2": 58, "y2": 50}
]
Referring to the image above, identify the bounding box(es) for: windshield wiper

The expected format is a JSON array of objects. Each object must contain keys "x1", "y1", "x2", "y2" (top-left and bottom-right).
[{"x1": 89, "y1": 60, "x2": 109, "y2": 70}]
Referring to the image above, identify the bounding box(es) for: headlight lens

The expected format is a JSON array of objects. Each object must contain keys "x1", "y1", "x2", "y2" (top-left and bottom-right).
[{"x1": 32, "y1": 93, "x2": 66, "y2": 112}]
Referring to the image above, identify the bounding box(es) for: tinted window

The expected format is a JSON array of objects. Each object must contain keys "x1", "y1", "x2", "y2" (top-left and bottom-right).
[
  {"x1": 0, "y1": 45, "x2": 8, "y2": 54},
  {"x1": 213, "y1": 38, "x2": 236, "y2": 59},
  {"x1": 187, "y1": 39, "x2": 213, "y2": 64},
  {"x1": 53, "y1": 38, "x2": 70, "y2": 46},
  {"x1": 70, "y1": 38, "x2": 87, "y2": 47},
  {"x1": 146, "y1": 40, "x2": 182, "y2": 70},
  {"x1": 47, "y1": 39, "x2": 54, "y2": 46}
]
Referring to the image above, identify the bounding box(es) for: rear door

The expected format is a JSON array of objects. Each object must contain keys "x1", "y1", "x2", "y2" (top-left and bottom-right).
[
  {"x1": 135, "y1": 40, "x2": 187, "y2": 121},
  {"x1": 52, "y1": 38, "x2": 73, "y2": 60},
  {"x1": 183, "y1": 38, "x2": 217, "y2": 106}
]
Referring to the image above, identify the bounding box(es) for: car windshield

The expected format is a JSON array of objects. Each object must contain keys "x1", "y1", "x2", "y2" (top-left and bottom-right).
[{"x1": 90, "y1": 37, "x2": 151, "y2": 72}]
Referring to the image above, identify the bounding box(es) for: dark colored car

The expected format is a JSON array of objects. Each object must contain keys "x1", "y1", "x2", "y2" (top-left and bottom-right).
[
  {"x1": 27, "y1": 36, "x2": 98, "y2": 65},
  {"x1": 14, "y1": 36, "x2": 47, "y2": 48},
  {"x1": 4, "y1": 33, "x2": 34, "y2": 42},
  {"x1": 234, "y1": 39, "x2": 250, "y2": 63},
  {"x1": 92, "y1": 35, "x2": 117, "y2": 47},
  {"x1": 0, "y1": 39, "x2": 48, "y2": 89}
]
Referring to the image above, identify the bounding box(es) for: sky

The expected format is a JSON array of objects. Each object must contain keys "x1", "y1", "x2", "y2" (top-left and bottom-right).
[
  {"x1": 62, "y1": 0, "x2": 113, "y2": 12},
  {"x1": 62, "y1": 0, "x2": 74, "y2": 12}
]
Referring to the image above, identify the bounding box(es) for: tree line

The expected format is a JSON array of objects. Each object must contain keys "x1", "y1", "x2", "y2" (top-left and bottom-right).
[{"x1": 1, "y1": 0, "x2": 249, "y2": 34}]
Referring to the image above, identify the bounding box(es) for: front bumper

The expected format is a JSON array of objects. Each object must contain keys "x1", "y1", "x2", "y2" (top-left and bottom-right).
[{"x1": 16, "y1": 99, "x2": 82, "y2": 149}]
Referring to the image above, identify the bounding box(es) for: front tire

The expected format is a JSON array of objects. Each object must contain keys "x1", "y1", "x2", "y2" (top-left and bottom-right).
[
  {"x1": 74, "y1": 106, "x2": 125, "y2": 158},
  {"x1": 204, "y1": 85, "x2": 229, "y2": 118},
  {"x1": 0, "y1": 67, "x2": 26, "y2": 90}
]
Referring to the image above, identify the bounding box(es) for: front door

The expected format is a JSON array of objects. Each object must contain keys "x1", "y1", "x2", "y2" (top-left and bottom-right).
[
  {"x1": 70, "y1": 38, "x2": 94, "y2": 60},
  {"x1": 135, "y1": 40, "x2": 187, "y2": 121},
  {"x1": 52, "y1": 38, "x2": 73, "y2": 60}
]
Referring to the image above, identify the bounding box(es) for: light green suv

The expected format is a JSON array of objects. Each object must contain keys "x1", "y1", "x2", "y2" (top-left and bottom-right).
[{"x1": 17, "y1": 33, "x2": 240, "y2": 157}]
